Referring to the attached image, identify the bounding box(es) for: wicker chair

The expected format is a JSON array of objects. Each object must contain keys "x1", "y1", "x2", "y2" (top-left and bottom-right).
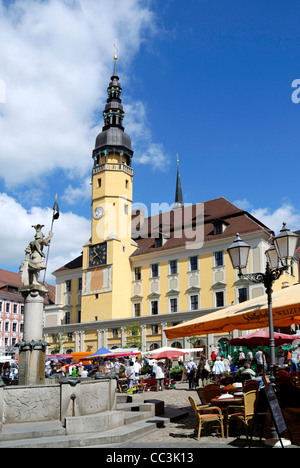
[
  {"x1": 189, "y1": 395, "x2": 224, "y2": 440},
  {"x1": 243, "y1": 380, "x2": 260, "y2": 393},
  {"x1": 226, "y1": 390, "x2": 258, "y2": 439},
  {"x1": 196, "y1": 386, "x2": 221, "y2": 405}
]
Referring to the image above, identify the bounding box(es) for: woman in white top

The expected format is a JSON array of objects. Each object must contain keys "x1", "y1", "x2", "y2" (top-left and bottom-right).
[{"x1": 155, "y1": 362, "x2": 165, "y2": 391}]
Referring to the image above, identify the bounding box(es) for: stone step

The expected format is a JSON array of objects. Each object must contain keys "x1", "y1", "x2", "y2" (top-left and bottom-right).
[
  {"x1": 0, "y1": 398, "x2": 188, "y2": 448},
  {"x1": 123, "y1": 411, "x2": 153, "y2": 425},
  {"x1": 0, "y1": 420, "x2": 66, "y2": 443}
]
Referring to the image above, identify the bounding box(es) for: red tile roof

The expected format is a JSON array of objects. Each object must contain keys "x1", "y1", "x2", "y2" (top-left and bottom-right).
[
  {"x1": 0, "y1": 269, "x2": 55, "y2": 304},
  {"x1": 52, "y1": 197, "x2": 274, "y2": 271},
  {"x1": 52, "y1": 255, "x2": 83, "y2": 274},
  {"x1": 131, "y1": 197, "x2": 273, "y2": 257}
]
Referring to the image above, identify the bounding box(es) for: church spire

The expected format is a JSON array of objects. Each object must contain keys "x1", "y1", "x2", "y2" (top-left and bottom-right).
[{"x1": 173, "y1": 154, "x2": 184, "y2": 210}]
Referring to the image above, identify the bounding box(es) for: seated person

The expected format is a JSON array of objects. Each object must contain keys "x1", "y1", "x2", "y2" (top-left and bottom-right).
[
  {"x1": 240, "y1": 363, "x2": 263, "y2": 388},
  {"x1": 241, "y1": 363, "x2": 256, "y2": 380}
]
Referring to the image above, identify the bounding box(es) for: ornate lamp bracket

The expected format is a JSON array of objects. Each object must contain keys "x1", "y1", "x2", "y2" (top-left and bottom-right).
[{"x1": 238, "y1": 264, "x2": 288, "y2": 291}]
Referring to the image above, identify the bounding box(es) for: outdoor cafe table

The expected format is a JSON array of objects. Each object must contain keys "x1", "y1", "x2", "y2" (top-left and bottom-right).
[{"x1": 211, "y1": 396, "x2": 244, "y2": 409}]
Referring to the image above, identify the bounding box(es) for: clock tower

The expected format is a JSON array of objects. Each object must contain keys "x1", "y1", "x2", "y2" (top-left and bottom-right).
[{"x1": 81, "y1": 52, "x2": 136, "y2": 321}]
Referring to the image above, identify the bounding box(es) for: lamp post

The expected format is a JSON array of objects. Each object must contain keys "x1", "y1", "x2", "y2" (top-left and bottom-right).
[
  {"x1": 227, "y1": 224, "x2": 298, "y2": 385},
  {"x1": 227, "y1": 225, "x2": 298, "y2": 446}
]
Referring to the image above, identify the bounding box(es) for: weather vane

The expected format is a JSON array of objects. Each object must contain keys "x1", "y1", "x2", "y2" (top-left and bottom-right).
[{"x1": 114, "y1": 39, "x2": 118, "y2": 61}]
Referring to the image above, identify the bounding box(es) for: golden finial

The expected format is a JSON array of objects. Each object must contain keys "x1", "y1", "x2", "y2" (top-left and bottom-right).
[{"x1": 114, "y1": 39, "x2": 118, "y2": 61}]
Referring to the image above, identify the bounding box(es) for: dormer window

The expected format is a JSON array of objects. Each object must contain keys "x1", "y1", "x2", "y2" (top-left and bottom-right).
[
  {"x1": 213, "y1": 219, "x2": 228, "y2": 235},
  {"x1": 214, "y1": 223, "x2": 223, "y2": 235},
  {"x1": 155, "y1": 237, "x2": 163, "y2": 248}
]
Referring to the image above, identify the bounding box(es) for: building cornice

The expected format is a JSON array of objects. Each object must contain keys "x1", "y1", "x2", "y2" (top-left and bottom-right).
[{"x1": 43, "y1": 307, "x2": 220, "y2": 335}]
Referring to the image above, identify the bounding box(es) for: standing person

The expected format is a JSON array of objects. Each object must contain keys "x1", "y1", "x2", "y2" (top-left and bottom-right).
[
  {"x1": 221, "y1": 356, "x2": 230, "y2": 373},
  {"x1": 125, "y1": 361, "x2": 135, "y2": 390},
  {"x1": 77, "y1": 363, "x2": 84, "y2": 378},
  {"x1": 155, "y1": 362, "x2": 165, "y2": 391},
  {"x1": 255, "y1": 348, "x2": 264, "y2": 375},
  {"x1": 104, "y1": 360, "x2": 114, "y2": 374},
  {"x1": 114, "y1": 359, "x2": 121, "y2": 375},
  {"x1": 238, "y1": 350, "x2": 246, "y2": 365},
  {"x1": 134, "y1": 359, "x2": 142, "y2": 384},
  {"x1": 247, "y1": 349, "x2": 253, "y2": 365},
  {"x1": 196, "y1": 356, "x2": 210, "y2": 388},
  {"x1": 212, "y1": 356, "x2": 225, "y2": 380},
  {"x1": 276, "y1": 346, "x2": 285, "y2": 368},
  {"x1": 152, "y1": 361, "x2": 157, "y2": 375},
  {"x1": 290, "y1": 347, "x2": 300, "y2": 372},
  {"x1": 186, "y1": 358, "x2": 197, "y2": 389}
]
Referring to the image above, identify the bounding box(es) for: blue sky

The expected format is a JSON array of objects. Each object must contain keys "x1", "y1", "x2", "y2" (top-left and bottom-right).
[{"x1": 0, "y1": 0, "x2": 299, "y2": 283}]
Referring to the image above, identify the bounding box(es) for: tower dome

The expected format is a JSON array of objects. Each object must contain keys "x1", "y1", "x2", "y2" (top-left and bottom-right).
[{"x1": 93, "y1": 55, "x2": 133, "y2": 165}]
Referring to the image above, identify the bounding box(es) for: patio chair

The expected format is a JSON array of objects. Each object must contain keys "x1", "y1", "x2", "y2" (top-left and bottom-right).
[
  {"x1": 188, "y1": 396, "x2": 224, "y2": 440},
  {"x1": 196, "y1": 386, "x2": 221, "y2": 405},
  {"x1": 243, "y1": 380, "x2": 260, "y2": 393},
  {"x1": 203, "y1": 383, "x2": 221, "y2": 391},
  {"x1": 226, "y1": 390, "x2": 258, "y2": 439}
]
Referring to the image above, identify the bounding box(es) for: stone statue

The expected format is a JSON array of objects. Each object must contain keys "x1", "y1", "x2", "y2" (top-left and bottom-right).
[{"x1": 20, "y1": 224, "x2": 53, "y2": 287}]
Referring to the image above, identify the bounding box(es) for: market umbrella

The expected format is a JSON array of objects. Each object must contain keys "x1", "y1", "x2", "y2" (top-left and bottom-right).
[
  {"x1": 229, "y1": 330, "x2": 299, "y2": 347},
  {"x1": 103, "y1": 350, "x2": 141, "y2": 358},
  {"x1": 88, "y1": 346, "x2": 111, "y2": 358},
  {"x1": 45, "y1": 354, "x2": 73, "y2": 361},
  {"x1": 145, "y1": 346, "x2": 203, "y2": 355},
  {"x1": 150, "y1": 349, "x2": 188, "y2": 360},
  {"x1": 165, "y1": 283, "x2": 300, "y2": 338}
]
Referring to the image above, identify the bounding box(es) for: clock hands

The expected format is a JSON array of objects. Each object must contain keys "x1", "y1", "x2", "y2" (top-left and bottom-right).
[
  {"x1": 89, "y1": 243, "x2": 107, "y2": 267},
  {"x1": 90, "y1": 247, "x2": 105, "y2": 262}
]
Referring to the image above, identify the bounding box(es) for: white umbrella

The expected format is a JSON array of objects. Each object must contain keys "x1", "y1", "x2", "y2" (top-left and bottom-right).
[{"x1": 143, "y1": 346, "x2": 203, "y2": 356}]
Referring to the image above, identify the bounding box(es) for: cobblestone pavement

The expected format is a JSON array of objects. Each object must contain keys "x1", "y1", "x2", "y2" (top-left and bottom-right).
[{"x1": 103, "y1": 382, "x2": 267, "y2": 449}]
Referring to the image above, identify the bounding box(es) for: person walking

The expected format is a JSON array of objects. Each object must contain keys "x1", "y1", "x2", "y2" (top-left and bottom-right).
[
  {"x1": 155, "y1": 362, "x2": 165, "y2": 391},
  {"x1": 125, "y1": 361, "x2": 135, "y2": 390},
  {"x1": 196, "y1": 356, "x2": 210, "y2": 388},
  {"x1": 186, "y1": 358, "x2": 197, "y2": 389},
  {"x1": 290, "y1": 347, "x2": 300, "y2": 372},
  {"x1": 212, "y1": 356, "x2": 225, "y2": 380},
  {"x1": 134, "y1": 359, "x2": 142, "y2": 384},
  {"x1": 255, "y1": 348, "x2": 264, "y2": 375}
]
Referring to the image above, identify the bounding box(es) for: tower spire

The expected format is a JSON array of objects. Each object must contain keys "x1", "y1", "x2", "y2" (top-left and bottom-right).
[
  {"x1": 93, "y1": 43, "x2": 133, "y2": 166},
  {"x1": 113, "y1": 39, "x2": 118, "y2": 75},
  {"x1": 173, "y1": 154, "x2": 184, "y2": 210}
]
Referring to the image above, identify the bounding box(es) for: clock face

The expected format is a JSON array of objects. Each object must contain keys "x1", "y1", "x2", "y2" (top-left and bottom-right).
[
  {"x1": 89, "y1": 242, "x2": 107, "y2": 267},
  {"x1": 93, "y1": 206, "x2": 104, "y2": 220}
]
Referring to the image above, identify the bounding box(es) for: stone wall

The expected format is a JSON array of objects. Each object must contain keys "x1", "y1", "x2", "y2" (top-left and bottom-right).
[{"x1": 0, "y1": 378, "x2": 117, "y2": 430}]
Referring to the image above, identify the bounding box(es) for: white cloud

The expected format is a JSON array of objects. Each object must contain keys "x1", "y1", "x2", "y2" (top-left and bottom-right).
[
  {"x1": 0, "y1": 192, "x2": 90, "y2": 284},
  {"x1": 125, "y1": 101, "x2": 171, "y2": 171},
  {"x1": 234, "y1": 198, "x2": 300, "y2": 233},
  {"x1": 251, "y1": 204, "x2": 300, "y2": 234},
  {"x1": 61, "y1": 176, "x2": 91, "y2": 205},
  {"x1": 0, "y1": 0, "x2": 157, "y2": 189}
]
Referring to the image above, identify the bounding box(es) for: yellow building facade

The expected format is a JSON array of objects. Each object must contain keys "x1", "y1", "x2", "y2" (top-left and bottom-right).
[{"x1": 44, "y1": 58, "x2": 298, "y2": 357}]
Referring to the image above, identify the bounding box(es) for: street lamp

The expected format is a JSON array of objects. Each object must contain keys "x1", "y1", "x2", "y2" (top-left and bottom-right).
[{"x1": 227, "y1": 224, "x2": 299, "y2": 385}]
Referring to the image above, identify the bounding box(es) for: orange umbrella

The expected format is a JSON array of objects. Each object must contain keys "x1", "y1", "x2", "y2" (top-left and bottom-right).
[{"x1": 165, "y1": 284, "x2": 300, "y2": 339}]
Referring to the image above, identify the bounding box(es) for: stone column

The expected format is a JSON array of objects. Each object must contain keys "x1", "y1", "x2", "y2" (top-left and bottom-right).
[
  {"x1": 18, "y1": 285, "x2": 49, "y2": 386},
  {"x1": 80, "y1": 331, "x2": 85, "y2": 352},
  {"x1": 161, "y1": 322, "x2": 168, "y2": 347},
  {"x1": 97, "y1": 329, "x2": 102, "y2": 349},
  {"x1": 141, "y1": 324, "x2": 146, "y2": 352}
]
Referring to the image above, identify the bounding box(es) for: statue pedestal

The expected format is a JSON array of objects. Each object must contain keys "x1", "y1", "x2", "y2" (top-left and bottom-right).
[{"x1": 18, "y1": 285, "x2": 49, "y2": 386}]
